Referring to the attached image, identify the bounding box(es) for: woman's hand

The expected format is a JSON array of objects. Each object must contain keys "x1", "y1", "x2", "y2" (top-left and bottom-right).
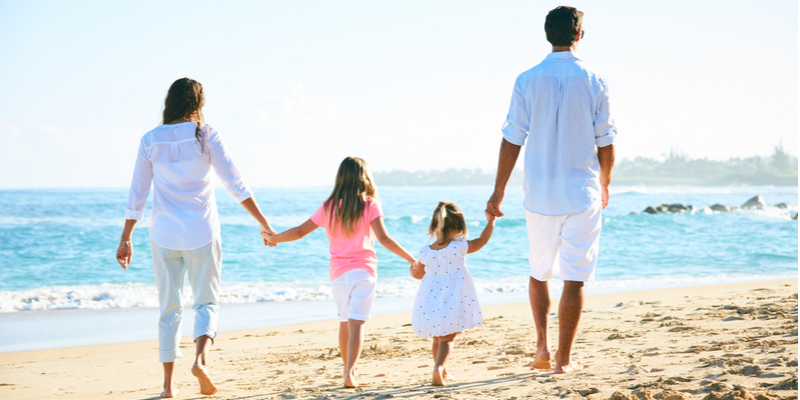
[
  {"x1": 116, "y1": 241, "x2": 132, "y2": 270},
  {"x1": 484, "y1": 209, "x2": 497, "y2": 222},
  {"x1": 260, "y1": 224, "x2": 277, "y2": 247},
  {"x1": 260, "y1": 230, "x2": 277, "y2": 247}
]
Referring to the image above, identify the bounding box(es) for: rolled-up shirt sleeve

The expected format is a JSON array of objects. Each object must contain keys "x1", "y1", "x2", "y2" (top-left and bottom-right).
[
  {"x1": 593, "y1": 81, "x2": 617, "y2": 148},
  {"x1": 501, "y1": 76, "x2": 529, "y2": 146},
  {"x1": 125, "y1": 139, "x2": 153, "y2": 220},
  {"x1": 208, "y1": 129, "x2": 254, "y2": 203}
]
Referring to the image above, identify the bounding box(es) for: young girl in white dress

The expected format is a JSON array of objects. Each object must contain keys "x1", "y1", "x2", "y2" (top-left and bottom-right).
[{"x1": 410, "y1": 201, "x2": 495, "y2": 386}]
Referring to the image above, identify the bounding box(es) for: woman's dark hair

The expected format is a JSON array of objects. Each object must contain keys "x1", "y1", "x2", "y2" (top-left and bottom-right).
[
  {"x1": 162, "y1": 78, "x2": 207, "y2": 153},
  {"x1": 544, "y1": 6, "x2": 584, "y2": 47}
]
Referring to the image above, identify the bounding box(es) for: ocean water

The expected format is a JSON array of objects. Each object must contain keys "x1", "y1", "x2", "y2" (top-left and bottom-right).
[{"x1": 0, "y1": 186, "x2": 796, "y2": 312}]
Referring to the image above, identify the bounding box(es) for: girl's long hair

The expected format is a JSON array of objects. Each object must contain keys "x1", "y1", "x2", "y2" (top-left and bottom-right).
[
  {"x1": 428, "y1": 201, "x2": 467, "y2": 244},
  {"x1": 162, "y1": 78, "x2": 207, "y2": 153},
  {"x1": 324, "y1": 157, "x2": 378, "y2": 237}
]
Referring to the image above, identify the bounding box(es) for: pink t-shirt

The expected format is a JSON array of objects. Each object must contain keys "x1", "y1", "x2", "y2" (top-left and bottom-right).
[{"x1": 310, "y1": 197, "x2": 384, "y2": 281}]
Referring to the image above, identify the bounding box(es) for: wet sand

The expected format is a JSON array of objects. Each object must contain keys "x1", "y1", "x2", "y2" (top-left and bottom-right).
[{"x1": 1, "y1": 279, "x2": 796, "y2": 400}]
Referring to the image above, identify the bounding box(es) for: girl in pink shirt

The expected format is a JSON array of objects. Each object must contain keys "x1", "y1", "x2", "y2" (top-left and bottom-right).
[{"x1": 263, "y1": 157, "x2": 417, "y2": 388}]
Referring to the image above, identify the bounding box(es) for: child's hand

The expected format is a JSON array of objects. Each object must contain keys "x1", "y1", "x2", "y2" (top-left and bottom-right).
[
  {"x1": 484, "y1": 210, "x2": 497, "y2": 222},
  {"x1": 410, "y1": 261, "x2": 425, "y2": 280},
  {"x1": 260, "y1": 231, "x2": 277, "y2": 247}
]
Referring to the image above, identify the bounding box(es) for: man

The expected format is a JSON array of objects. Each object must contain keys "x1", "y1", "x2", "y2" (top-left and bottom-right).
[{"x1": 486, "y1": 6, "x2": 616, "y2": 374}]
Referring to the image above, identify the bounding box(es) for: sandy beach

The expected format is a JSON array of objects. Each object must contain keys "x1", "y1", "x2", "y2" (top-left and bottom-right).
[{"x1": 1, "y1": 279, "x2": 796, "y2": 400}]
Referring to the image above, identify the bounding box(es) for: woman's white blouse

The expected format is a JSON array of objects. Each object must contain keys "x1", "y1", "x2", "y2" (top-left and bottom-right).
[{"x1": 125, "y1": 122, "x2": 253, "y2": 250}]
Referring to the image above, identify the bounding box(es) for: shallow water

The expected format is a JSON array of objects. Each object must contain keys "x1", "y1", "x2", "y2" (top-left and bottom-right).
[{"x1": 0, "y1": 186, "x2": 796, "y2": 312}]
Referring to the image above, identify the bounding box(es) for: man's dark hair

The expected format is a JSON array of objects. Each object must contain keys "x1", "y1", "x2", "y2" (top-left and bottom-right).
[{"x1": 545, "y1": 6, "x2": 584, "y2": 47}]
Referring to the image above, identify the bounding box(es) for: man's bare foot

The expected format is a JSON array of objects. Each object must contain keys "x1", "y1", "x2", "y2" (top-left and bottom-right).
[
  {"x1": 160, "y1": 386, "x2": 179, "y2": 398},
  {"x1": 191, "y1": 364, "x2": 218, "y2": 395},
  {"x1": 432, "y1": 367, "x2": 446, "y2": 386},
  {"x1": 530, "y1": 352, "x2": 552, "y2": 370},
  {"x1": 554, "y1": 361, "x2": 587, "y2": 374}
]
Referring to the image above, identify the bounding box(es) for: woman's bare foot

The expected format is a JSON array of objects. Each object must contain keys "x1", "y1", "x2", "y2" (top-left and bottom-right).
[
  {"x1": 160, "y1": 385, "x2": 179, "y2": 398},
  {"x1": 191, "y1": 364, "x2": 217, "y2": 395},
  {"x1": 530, "y1": 352, "x2": 552, "y2": 370},
  {"x1": 554, "y1": 361, "x2": 587, "y2": 374},
  {"x1": 432, "y1": 366, "x2": 446, "y2": 386}
]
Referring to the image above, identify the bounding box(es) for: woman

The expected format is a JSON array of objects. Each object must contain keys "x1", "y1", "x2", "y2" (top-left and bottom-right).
[{"x1": 115, "y1": 77, "x2": 274, "y2": 398}]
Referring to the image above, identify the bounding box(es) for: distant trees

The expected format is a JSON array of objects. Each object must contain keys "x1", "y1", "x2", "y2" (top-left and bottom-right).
[
  {"x1": 613, "y1": 144, "x2": 798, "y2": 186},
  {"x1": 374, "y1": 146, "x2": 798, "y2": 186}
]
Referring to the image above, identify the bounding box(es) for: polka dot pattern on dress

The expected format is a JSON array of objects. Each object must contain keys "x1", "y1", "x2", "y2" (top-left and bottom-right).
[{"x1": 411, "y1": 238, "x2": 483, "y2": 338}]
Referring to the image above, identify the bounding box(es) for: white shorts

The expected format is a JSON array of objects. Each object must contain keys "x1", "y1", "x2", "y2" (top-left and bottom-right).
[
  {"x1": 330, "y1": 269, "x2": 377, "y2": 322},
  {"x1": 525, "y1": 201, "x2": 602, "y2": 282}
]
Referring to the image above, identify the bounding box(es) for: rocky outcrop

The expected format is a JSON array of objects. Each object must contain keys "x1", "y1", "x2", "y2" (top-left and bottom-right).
[
  {"x1": 741, "y1": 195, "x2": 766, "y2": 210},
  {"x1": 775, "y1": 203, "x2": 788, "y2": 209},
  {"x1": 709, "y1": 204, "x2": 732, "y2": 212},
  {"x1": 642, "y1": 203, "x2": 696, "y2": 214}
]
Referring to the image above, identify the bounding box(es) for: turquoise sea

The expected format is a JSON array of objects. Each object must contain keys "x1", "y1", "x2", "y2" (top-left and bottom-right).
[{"x1": 0, "y1": 186, "x2": 797, "y2": 313}]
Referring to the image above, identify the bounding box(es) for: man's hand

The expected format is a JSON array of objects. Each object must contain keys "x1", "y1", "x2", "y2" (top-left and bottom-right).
[
  {"x1": 487, "y1": 189, "x2": 505, "y2": 217},
  {"x1": 601, "y1": 184, "x2": 609, "y2": 209},
  {"x1": 116, "y1": 243, "x2": 132, "y2": 270},
  {"x1": 410, "y1": 261, "x2": 425, "y2": 280}
]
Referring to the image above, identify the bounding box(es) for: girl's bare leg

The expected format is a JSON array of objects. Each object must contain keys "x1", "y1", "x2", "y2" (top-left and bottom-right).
[
  {"x1": 431, "y1": 337, "x2": 450, "y2": 380},
  {"x1": 191, "y1": 335, "x2": 217, "y2": 395},
  {"x1": 161, "y1": 362, "x2": 178, "y2": 398},
  {"x1": 432, "y1": 333, "x2": 457, "y2": 386},
  {"x1": 344, "y1": 319, "x2": 365, "y2": 388},
  {"x1": 338, "y1": 321, "x2": 348, "y2": 367}
]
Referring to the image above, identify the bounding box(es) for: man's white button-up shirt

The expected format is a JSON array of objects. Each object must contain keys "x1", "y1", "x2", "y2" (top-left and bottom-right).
[
  {"x1": 125, "y1": 122, "x2": 254, "y2": 250},
  {"x1": 503, "y1": 51, "x2": 617, "y2": 216}
]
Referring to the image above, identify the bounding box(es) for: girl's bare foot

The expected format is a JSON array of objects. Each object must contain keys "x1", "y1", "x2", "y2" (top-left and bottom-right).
[
  {"x1": 530, "y1": 351, "x2": 552, "y2": 370},
  {"x1": 554, "y1": 361, "x2": 587, "y2": 374},
  {"x1": 160, "y1": 385, "x2": 179, "y2": 398},
  {"x1": 191, "y1": 364, "x2": 217, "y2": 395},
  {"x1": 442, "y1": 368, "x2": 454, "y2": 381},
  {"x1": 344, "y1": 374, "x2": 358, "y2": 388},
  {"x1": 432, "y1": 366, "x2": 446, "y2": 386}
]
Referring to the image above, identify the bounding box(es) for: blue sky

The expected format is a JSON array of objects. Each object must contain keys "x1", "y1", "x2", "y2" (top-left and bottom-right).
[{"x1": 0, "y1": 0, "x2": 796, "y2": 188}]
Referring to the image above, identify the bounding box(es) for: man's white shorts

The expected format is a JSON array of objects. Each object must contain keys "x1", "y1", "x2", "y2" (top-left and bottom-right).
[
  {"x1": 330, "y1": 268, "x2": 377, "y2": 322},
  {"x1": 526, "y1": 201, "x2": 602, "y2": 282}
]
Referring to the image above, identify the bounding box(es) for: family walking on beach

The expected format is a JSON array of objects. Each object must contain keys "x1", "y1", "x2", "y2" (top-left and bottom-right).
[{"x1": 115, "y1": 6, "x2": 616, "y2": 398}]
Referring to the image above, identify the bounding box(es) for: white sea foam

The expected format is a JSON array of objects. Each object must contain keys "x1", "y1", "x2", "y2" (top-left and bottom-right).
[{"x1": 1, "y1": 273, "x2": 795, "y2": 313}]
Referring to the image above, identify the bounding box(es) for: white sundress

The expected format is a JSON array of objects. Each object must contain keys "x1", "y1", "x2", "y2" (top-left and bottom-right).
[{"x1": 412, "y1": 238, "x2": 483, "y2": 337}]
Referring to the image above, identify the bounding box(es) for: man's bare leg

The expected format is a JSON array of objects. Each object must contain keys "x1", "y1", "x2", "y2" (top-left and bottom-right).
[
  {"x1": 432, "y1": 333, "x2": 457, "y2": 386},
  {"x1": 161, "y1": 362, "x2": 179, "y2": 398},
  {"x1": 344, "y1": 319, "x2": 365, "y2": 388},
  {"x1": 554, "y1": 280, "x2": 586, "y2": 374},
  {"x1": 529, "y1": 277, "x2": 552, "y2": 369},
  {"x1": 191, "y1": 335, "x2": 217, "y2": 395}
]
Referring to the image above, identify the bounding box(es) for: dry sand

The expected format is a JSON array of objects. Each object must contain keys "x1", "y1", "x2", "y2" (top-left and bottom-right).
[{"x1": 1, "y1": 279, "x2": 797, "y2": 400}]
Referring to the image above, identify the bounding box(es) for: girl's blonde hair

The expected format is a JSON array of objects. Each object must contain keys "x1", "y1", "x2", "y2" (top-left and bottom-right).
[
  {"x1": 324, "y1": 157, "x2": 378, "y2": 237},
  {"x1": 428, "y1": 201, "x2": 467, "y2": 243}
]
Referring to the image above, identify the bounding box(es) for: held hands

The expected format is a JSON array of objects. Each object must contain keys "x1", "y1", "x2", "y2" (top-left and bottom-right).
[
  {"x1": 116, "y1": 241, "x2": 132, "y2": 271},
  {"x1": 601, "y1": 184, "x2": 609, "y2": 209},
  {"x1": 484, "y1": 209, "x2": 497, "y2": 223},
  {"x1": 260, "y1": 228, "x2": 277, "y2": 247},
  {"x1": 409, "y1": 260, "x2": 425, "y2": 280},
  {"x1": 486, "y1": 189, "x2": 505, "y2": 218}
]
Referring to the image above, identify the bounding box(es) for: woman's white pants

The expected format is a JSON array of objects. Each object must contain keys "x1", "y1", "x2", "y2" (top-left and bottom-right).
[{"x1": 151, "y1": 238, "x2": 222, "y2": 363}]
